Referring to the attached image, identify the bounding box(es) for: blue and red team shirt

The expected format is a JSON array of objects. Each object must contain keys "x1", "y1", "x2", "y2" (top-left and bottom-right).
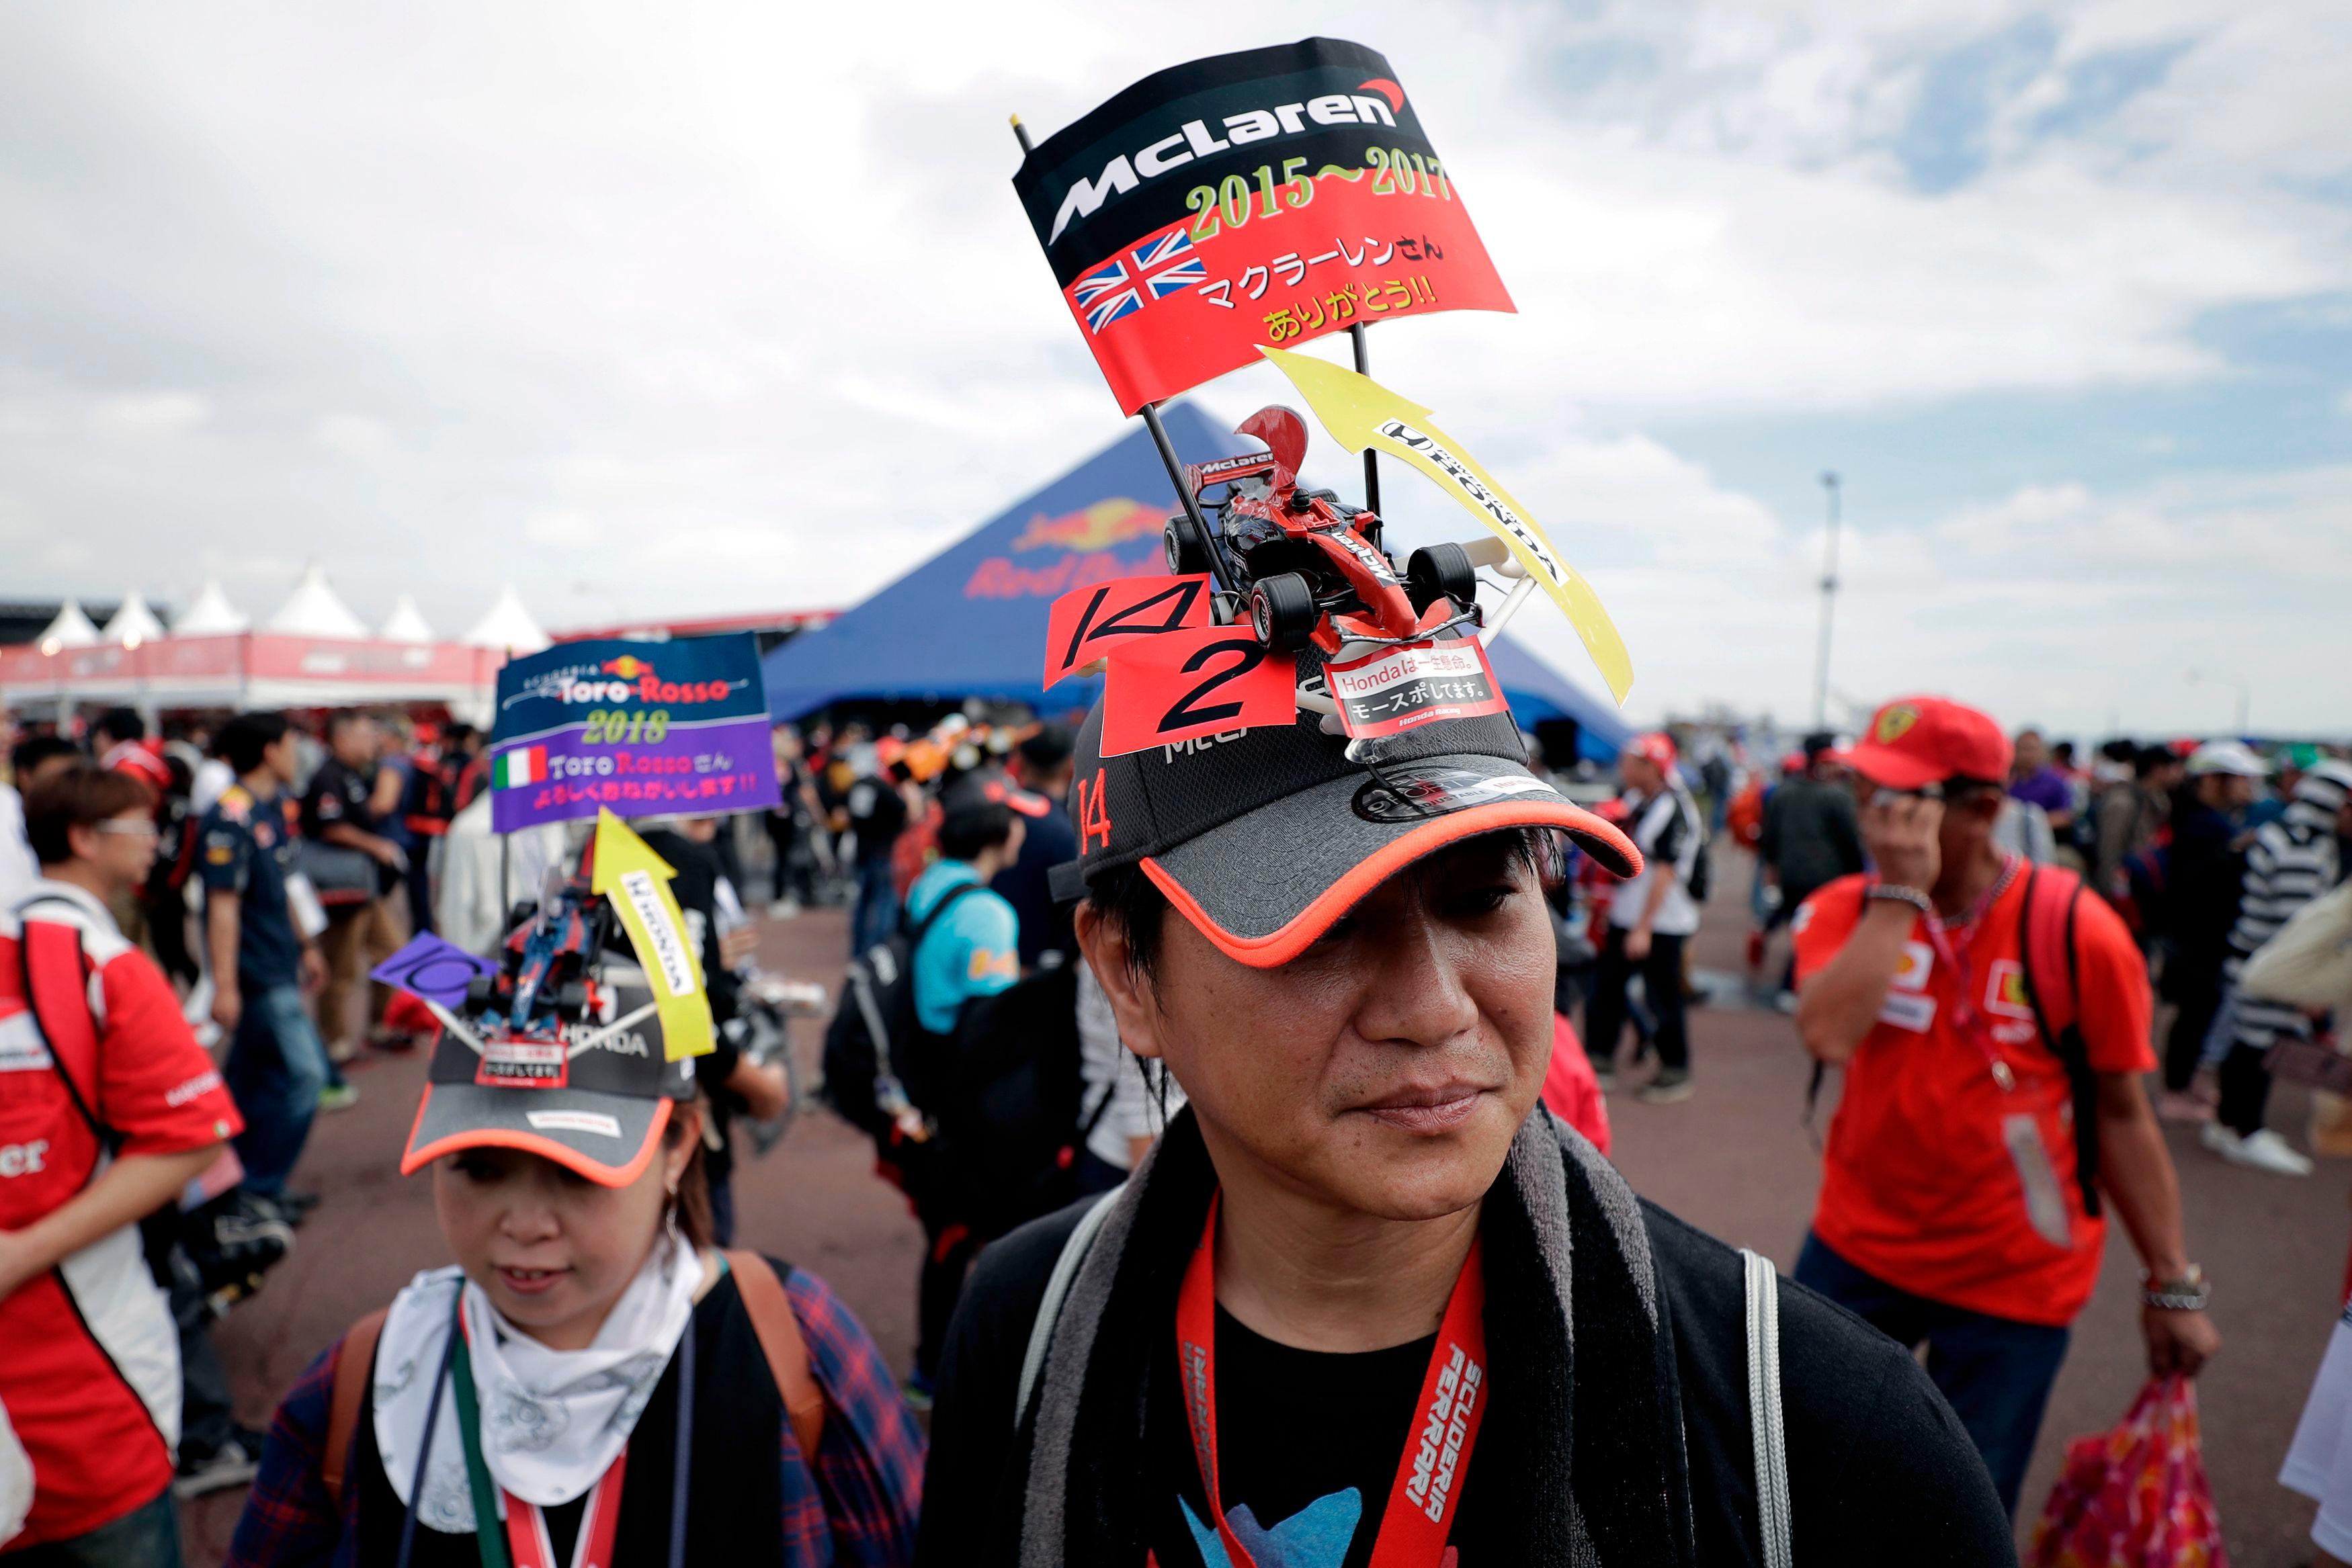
[{"x1": 0, "y1": 881, "x2": 242, "y2": 1547}]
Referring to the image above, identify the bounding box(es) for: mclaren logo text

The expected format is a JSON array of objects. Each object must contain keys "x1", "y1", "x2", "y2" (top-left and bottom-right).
[{"x1": 1050, "y1": 91, "x2": 1399, "y2": 243}]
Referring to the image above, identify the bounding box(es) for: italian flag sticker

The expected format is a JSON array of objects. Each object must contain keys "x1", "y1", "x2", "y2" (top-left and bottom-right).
[{"x1": 493, "y1": 746, "x2": 548, "y2": 789}]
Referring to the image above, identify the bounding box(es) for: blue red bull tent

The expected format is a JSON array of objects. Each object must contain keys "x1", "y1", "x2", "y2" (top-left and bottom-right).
[{"x1": 759, "y1": 402, "x2": 1630, "y2": 762}]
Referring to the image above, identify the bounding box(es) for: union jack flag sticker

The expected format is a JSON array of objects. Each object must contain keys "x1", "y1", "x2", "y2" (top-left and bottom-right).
[
  {"x1": 1132, "y1": 230, "x2": 1206, "y2": 298},
  {"x1": 1073, "y1": 257, "x2": 1141, "y2": 334},
  {"x1": 1068, "y1": 228, "x2": 1208, "y2": 335}
]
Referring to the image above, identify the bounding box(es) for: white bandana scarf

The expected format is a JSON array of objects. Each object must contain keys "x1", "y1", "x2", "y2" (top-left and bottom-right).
[{"x1": 372, "y1": 1234, "x2": 704, "y2": 1530}]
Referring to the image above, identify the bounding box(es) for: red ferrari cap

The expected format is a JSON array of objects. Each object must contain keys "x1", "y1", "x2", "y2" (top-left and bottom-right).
[
  {"x1": 1625, "y1": 732, "x2": 1678, "y2": 770},
  {"x1": 1840, "y1": 697, "x2": 2013, "y2": 791}
]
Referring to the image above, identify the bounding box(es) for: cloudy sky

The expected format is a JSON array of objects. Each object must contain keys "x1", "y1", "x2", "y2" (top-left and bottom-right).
[{"x1": 3, "y1": 1, "x2": 2346, "y2": 737}]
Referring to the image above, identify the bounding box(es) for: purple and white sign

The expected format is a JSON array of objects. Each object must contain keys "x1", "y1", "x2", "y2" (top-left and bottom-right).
[{"x1": 487, "y1": 634, "x2": 780, "y2": 832}]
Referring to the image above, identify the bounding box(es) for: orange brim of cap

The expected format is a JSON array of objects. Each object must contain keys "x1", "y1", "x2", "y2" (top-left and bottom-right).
[
  {"x1": 1143, "y1": 793, "x2": 1640, "y2": 970},
  {"x1": 401, "y1": 1085, "x2": 671, "y2": 1189}
]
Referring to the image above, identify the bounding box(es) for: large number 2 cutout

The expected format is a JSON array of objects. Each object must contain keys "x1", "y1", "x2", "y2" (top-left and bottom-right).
[
  {"x1": 1099, "y1": 625, "x2": 1296, "y2": 758},
  {"x1": 1159, "y1": 636, "x2": 1265, "y2": 733}
]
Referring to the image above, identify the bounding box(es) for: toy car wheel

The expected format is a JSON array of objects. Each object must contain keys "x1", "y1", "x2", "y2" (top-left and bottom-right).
[
  {"x1": 1406, "y1": 543, "x2": 1479, "y2": 614},
  {"x1": 1249, "y1": 572, "x2": 1318, "y2": 652},
  {"x1": 1164, "y1": 517, "x2": 1210, "y2": 577}
]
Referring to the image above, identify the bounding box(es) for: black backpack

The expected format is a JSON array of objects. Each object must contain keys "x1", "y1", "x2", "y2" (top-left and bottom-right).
[
  {"x1": 820, "y1": 881, "x2": 984, "y2": 1146},
  {"x1": 932, "y1": 960, "x2": 1112, "y2": 1239},
  {"x1": 821, "y1": 892, "x2": 1109, "y2": 1238}
]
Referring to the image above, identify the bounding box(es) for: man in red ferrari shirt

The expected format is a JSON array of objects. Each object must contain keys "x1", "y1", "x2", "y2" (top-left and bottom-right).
[
  {"x1": 1, "y1": 766, "x2": 243, "y2": 1563},
  {"x1": 1792, "y1": 696, "x2": 2217, "y2": 1516}
]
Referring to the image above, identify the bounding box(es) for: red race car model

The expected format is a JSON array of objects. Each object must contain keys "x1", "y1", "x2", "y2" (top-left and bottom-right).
[{"x1": 1166, "y1": 406, "x2": 1484, "y2": 656}]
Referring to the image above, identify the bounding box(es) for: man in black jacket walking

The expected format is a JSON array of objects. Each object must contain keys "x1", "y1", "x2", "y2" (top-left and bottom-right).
[{"x1": 917, "y1": 686, "x2": 2011, "y2": 1566}]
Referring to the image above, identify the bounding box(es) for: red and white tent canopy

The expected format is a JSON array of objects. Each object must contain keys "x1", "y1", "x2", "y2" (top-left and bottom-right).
[{"x1": 0, "y1": 571, "x2": 525, "y2": 714}]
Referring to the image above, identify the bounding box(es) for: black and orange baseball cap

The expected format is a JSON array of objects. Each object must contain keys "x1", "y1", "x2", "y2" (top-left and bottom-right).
[
  {"x1": 1049, "y1": 699, "x2": 1640, "y2": 969},
  {"x1": 1839, "y1": 697, "x2": 2013, "y2": 791},
  {"x1": 400, "y1": 967, "x2": 697, "y2": 1188}
]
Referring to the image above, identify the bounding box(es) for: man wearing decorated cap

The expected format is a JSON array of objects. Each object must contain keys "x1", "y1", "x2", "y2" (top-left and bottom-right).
[
  {"x1": 917, "y1": 674, "x2": 2010, "y2": 1564},
  {"x1": 1792, "y1": 696, "x2": 2216, "y2": 1516},
  {"x1": 1584, "y1": 730, "x2": 1708, "y2": 1101}
]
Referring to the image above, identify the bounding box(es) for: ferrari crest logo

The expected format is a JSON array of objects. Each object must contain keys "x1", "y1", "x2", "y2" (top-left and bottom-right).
[{"x1": 1874, "y1": 703, "x2": 1921, "y2": 745}]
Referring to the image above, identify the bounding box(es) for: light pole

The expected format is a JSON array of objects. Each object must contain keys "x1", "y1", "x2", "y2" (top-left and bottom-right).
[{"x1": 1812, "y1": 472, "x2": 1842, "y2": 732}]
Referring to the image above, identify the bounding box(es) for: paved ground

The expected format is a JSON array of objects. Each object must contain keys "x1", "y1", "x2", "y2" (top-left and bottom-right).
[{"x1": 183, "y1": 854, "x2": 2347, "y2": 1565}]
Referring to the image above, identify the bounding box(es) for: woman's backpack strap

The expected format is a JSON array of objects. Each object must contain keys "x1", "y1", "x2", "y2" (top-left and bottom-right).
[
  {"x1": 322, "y1": 1307, "x2": 388, "y2": 1512},
  {"x1": 723, "y1": 1250, "x2": 827, "y2": 1463},
  {"x1": 1739, "y1": 1249, "x2": 1793, "y2": 1568}
]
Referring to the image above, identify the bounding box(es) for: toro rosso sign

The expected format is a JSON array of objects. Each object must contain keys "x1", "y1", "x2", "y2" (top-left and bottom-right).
[
  {"x1": 488, "y1": 634, "x2": 780, "y2": 833},
  {"x1": 1013, "y1": 37, "x2": 1514, "y2": 413}
]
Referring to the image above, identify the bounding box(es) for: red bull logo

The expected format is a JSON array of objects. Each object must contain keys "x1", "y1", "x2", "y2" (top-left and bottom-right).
[
  {"x1": 1011, "y1": 497, "x2": 1161, "y2": 554},
  {"x1": 602, "y1": 654, "x2": 657, "y2": 679}
]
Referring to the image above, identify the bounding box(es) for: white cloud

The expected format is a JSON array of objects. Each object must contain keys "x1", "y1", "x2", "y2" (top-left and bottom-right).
[
  {"x1": 0, "y1": 1, "x2": 2343, "y2": 736},
  {"x1": 91, "y1": 391, "x2": 210, "y2": 433}
]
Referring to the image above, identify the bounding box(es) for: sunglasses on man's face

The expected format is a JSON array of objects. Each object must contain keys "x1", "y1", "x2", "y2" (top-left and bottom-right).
[{"x1": 91, "y1": 820, "x2": 159, "y2": 838}]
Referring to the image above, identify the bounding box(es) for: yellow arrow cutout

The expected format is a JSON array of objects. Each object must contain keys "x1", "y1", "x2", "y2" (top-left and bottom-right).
[
  {"x1": 591, "y1": 808, "x2": 714, "y2": 1061},
  {"x1": 1258, "y1": 345, "x2": 1634, "y2": 705}
]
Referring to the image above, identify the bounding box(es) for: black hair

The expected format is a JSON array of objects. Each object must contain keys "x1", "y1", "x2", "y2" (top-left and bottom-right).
[
  {"x1": 217, "y1": 711, "x2": 293, "y2": 775},
  {"x1": 2135, "y1": 744, "x2": 2176, "y2": 779},
  {"x1": 2052, "y1": 741, "x2": 2076, "y2": 764},
  {"x1": 938, "y1": 799, "x2": 1017, "y2": 861},
  {"x1": 1018, "y1": 724, "x2": 1076, "y2": 775},
  {"x1": 1086, "y1": 825, "x2": 1560, "y2": 987},
  {"x1": 24, "y1": 765, "x2": 156, "y2": 866},
  {"x1": 10, "y1": 735, "x2": 79, "y2": 781},
  {"x1": 92, "y1": 706, "x2": 144, "y2": 745},
  {"x1": 324, "y1": 709, "x2": 371, "y2": 742}
]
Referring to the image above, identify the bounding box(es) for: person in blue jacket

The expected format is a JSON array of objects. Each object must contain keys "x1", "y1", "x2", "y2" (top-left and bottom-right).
[{"x1": 900, "y1": 768, "x2": 1048, "y2": 1403}]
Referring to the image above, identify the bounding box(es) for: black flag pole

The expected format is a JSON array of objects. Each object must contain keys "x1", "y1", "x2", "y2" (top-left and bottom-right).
[
  {"x1": 1011, "y1": 113, "x2": 1239, "y2": 619},
  {"x1": 1349, "y1": 323, "x2": 1380, "y2": 517}
]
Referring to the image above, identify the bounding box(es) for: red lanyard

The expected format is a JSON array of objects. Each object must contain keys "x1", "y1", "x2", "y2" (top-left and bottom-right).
[
  {"x1": 1175, "y1": 1193, "x2": 1488, "y2": 1568},
  {"x1": 1913, "y1": 856, "x2": 2021, "y2": 1091},
  {"x1": 451, "y1": 1311, "x2": 629, "y2": 1568},
  {"x1": 501, "y1": 1467, "x2": 626, "y2": 1568},
  {"x1": 502, "y1": 1460, "x2": 626, "y2": 1568}
]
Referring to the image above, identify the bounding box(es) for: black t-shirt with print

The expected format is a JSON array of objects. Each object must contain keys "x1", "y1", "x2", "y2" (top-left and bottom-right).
[
  {"x1": 302, "y1": 756, "x2": 382, "y2": 838},
  {"x1": 1143, "y1": 1305, "x2": 1492, "y2": 1568}
]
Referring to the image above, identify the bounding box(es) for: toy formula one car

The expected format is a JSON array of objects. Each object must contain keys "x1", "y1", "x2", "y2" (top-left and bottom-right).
[
  {"x1": 1166, "y1": 406, "x2": 1484, "y2": 656},
  {"x1": 431, "y1": 853, "x2": 642, "y2": 1084}
]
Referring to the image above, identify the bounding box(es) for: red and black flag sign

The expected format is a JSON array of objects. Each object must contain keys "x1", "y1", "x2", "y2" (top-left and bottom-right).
[{"x1": 1013, "y1": 38, "x2": 1515, "y2": 414}]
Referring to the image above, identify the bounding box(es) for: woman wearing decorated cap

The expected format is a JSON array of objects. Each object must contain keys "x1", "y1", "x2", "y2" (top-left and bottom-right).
[{"x1": 224, "y1": 901, "x2": 922, "y2": 1566}]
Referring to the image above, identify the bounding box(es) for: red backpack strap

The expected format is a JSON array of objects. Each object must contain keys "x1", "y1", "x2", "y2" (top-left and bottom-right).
[
  {"x1": 322, "y1": 1309, "x2": 388, "y2": 1512},
  {"x1": 18, "y1": 913, "x2": 107, "y2": 1144},
  {"x1": 724, "y1": 1249, "x2": 827, "y2": 1463},
  {"x1": 2017, "y1": 865, "x2": 2101, "y2": 1218},
  {"x1": 2020, "y1": 865, "x2": 2079, "y2": 1034}
]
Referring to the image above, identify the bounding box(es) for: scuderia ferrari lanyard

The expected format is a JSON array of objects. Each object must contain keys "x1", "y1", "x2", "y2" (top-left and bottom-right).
[{"x1": 1175, "y1": 1193, "x2": 1490, "y2": 1568}]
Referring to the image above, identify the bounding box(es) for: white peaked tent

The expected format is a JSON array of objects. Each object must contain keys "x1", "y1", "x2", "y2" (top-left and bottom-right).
[
  {"x1": 378, "y1": 595, "x2": 435, "y2": 643},
  {"x1": 266, "y1": 564, "x2": 368, "y2": 639},
  {"x1": 35, "y1": 599, "x2": 100, "y2": 651},
  {"x1": 463, "y1": 585, "x2": 549, "y2": 653},
  {"x1": 175, "y1": 579, "x2": 249, "y2": 635},
  {"x1": 100, "y1": 591, "x2": 167, "y2": 646}
]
